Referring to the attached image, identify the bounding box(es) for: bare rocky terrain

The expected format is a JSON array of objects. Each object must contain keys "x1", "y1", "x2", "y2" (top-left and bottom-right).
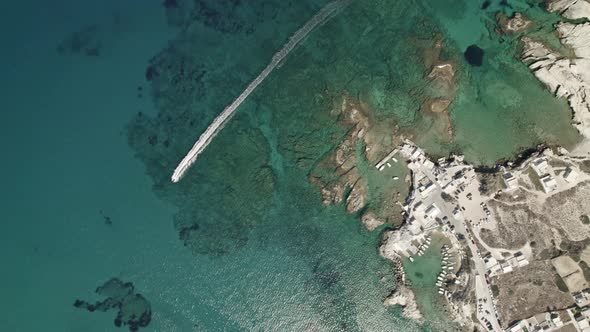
[
  {"x1": 481, "y1": 179, "x2": 590, "y2": 253},
  {"x1": 493, "y1": 260, "x2": 573, "y2": 326}
]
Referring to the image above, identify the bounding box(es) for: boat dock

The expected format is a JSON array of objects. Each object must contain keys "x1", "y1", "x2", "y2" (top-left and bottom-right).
[{"x1": 376, "y1": 148, "x2": 399, "y2": 171}]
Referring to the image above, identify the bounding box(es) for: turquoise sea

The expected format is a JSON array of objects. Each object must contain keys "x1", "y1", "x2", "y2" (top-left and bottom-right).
[{"x1": 1, "y1": 0, "x2": 581, "y2": 331}]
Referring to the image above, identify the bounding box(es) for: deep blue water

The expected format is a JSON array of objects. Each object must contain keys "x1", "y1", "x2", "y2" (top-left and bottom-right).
[
  {"x1": 0, "y1": 1, "x2": 415, "y2": 331},
  {"x1": 0, "y1": 1, "x2": 187, "y2": 330},
  {"x1": 2, "y1": 0, "x2": 579, "y2": 331}
]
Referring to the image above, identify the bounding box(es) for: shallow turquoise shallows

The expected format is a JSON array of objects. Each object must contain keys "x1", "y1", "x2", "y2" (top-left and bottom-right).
[{"x1": 0, "y1": 0, "x2": 580, "y2": 331}]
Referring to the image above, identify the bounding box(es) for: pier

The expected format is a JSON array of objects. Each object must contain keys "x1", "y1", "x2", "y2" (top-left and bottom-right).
[
  {"x1": 171, "y1": 0, "x2": 352, "y2": 182},
  {"x1": 375, "y1": 148, "x2": 399, "y2": 171}
]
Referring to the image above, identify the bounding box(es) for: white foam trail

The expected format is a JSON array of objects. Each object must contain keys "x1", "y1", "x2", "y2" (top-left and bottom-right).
[{"x1": 171, "y1": 0, "x2": 351, "y2": 183}]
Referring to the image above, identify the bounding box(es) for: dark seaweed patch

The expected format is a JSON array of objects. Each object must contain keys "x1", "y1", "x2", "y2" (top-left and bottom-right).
[
  {"x1": 57, "y1": 25, "x2": 102, "y2": 57},
  {"x1": 162, "y1": 0, "x2": 178, "y2": 9},
  {"x1": 74, "y1": 278, "x2": 152, "y2": 332},
  {"x1": 464, "y1": 45, "x2": 484, "y2": 67}
]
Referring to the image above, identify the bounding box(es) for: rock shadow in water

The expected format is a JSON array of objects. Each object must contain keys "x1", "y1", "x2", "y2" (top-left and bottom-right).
[
  {"x1": 56, "y1": 25, "x2": 103, "y2": 57},
  {"x1": 73, "y1": 278, "x2": 152, "y2": 332}
]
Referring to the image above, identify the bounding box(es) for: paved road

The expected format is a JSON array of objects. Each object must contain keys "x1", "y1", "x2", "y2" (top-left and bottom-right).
[{"x1": 417, "y1": 164, "x2": 502, "y2": 331}]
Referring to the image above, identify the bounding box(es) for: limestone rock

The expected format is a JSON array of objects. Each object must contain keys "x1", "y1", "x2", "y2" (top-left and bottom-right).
[
  {"x1": 361, "y1": 211, "x2": 385, "y2": 231},
  {"x1": 383, "y1": 286, "x2": 423, "y2": 321},
  {"x1": 521, "y1": 23, "x2": 590, "y2": 138},
  {"x1": 497, "y1": 12, "x2": 533, "y2": 34},
  {"x1": 547, "y1": 0, "x2": 590, "y2": 20},
  {"x1": 345, "y1": 179, "x2": 366, "y2": 213}
]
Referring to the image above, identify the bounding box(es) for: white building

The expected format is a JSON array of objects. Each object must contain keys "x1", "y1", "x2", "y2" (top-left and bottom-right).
[
  {"x1": 423, "y1": 159, "x2": 435, "y2": 170},
  {"x1": 452, "y1": 207, "x2": 463, "y2": 219},
  {"x1": 484, "y1": 256, "x2": 498, "y2": 270},
  {"x1": 501, "y1": 262, "x2": 513, "y2": 273},
  {"x1": 540, "y1": 174, "x2": 557, "y2": 193},
  {"x1": 502, "y1": 172, "x2": 518, "y2": 190},
  {"x1": 508, "y1": 320, "x2": 529, "y2": 332},
  {"x1": 531, "y1": 158, "x2": 549, "y2": 175},
  {"x1": 517, "y1": 258, "x2": 529, "y2": 267},
  {"x1": 425, "y1": 204, "x2": 440, "y2": 219},
  {"x1": 414, "y1": 201, "x2": 426, "y2": 213},
  {"x1": 411, "y1": 148, "x2": 422, "y2": 161},
  {"x1": 563, "y1": 167, "x2": 578, "y2": 183},
  {"x1": 419, "y1": 181, "x2": 435, "y2": 198}
]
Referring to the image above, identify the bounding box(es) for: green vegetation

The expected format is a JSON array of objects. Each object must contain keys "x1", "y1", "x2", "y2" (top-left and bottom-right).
[
  {"x1": 555, "y1": 274, "x2": 569, "y2": 293},
  {"x1": 526, "y1": 168, "x2": 545, "y2": 192},
  {"x1": 548, "y1": 159, "x2": 569, "y2": 169},
  {"x1": 478, "y1": 173, "x2": 502, "y2": 196},
  {"x1": 441, "y1": 192, "x2": 454, "y2": 203},
  {"x1": 560, "y1": 239, "x2": 590, "y2": 261},
  {"x1": 580, "y1": 261, "x2": 590, "y2": 282},
  {"x1": 491, "y1": 284, "x2": 500, "y2": 297},
  {"x1": 580, "y1": 160, "x2": 590, "y2": 174}
]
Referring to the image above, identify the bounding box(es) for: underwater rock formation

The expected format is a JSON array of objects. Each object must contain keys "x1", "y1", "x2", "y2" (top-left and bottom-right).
[
  {"x1": 74, "y1": 278, "x2": 152, "y2": 332},
  {"x1": 308, "y1": 98, "x2": 372, "y2": 216},
  {"x1": 420, "y1": 39, "x2": 457, "y2": 139},
  {"x1": 497, "y1": 12, "x2": 533, "y2": 35},
  {"x1": 423, "y1": 40, "x2": 456, "y2": 113},
  {"x1": 128, "y1": 2, "x2": 282, "y2": 254},
  {"x1": 56, "y1": 25, "x2": 102, "y2": 57},
  {"x1": 308, "y1": 95, "x2": 411, "y2": 229}
]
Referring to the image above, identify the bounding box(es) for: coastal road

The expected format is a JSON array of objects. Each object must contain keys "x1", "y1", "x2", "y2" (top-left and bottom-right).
[{"x1": 416, "y1": 164, "x2": 502, "y2": 331}]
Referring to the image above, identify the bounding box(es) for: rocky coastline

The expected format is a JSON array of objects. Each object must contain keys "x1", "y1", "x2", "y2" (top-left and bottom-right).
[
  {"x1": 546, "y1": 0, "x2": 590, "y2": 20},
  {"x1": 521, "y1": 19, "x2": 590, "y2": 138},
  {"x1": 497, "y1": 12, "x2": 533, "y2": 35},
  {"x1": 307, "y1": 97, "x2": 373, "y2": 215},
  {"x1": 308, "y1": 96, "x2": 404, "y2": 228},
  {"x1": 379, "y1": 228, "x2": 424, "y2": 322},
  {"x1": 383, "y1": 283, "x2": 423, "y2": 321}
]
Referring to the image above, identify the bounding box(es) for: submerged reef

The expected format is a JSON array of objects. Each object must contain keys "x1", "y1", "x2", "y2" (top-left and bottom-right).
[
  {"x1": 162, "y1": 0, "x2": 278, "y2": 32},
  {"x1": 308, "y1": 35, "x2": 457, "y2": 229},
  {"x1": 307, "y1": 96, "x2": 405, "y2": 228},
  {"x1": 496, "y1": 12, "x2": 533, "y2": 35},
  {"x1": 129, "y1": 0, "x2": 449, "y2": 253},
  {"x1": 57, "y1": 25, "x2": 102, "y2": 57},
  {"x1": 74, "y1": 278, "x2": 151, "y2": 332},
  {"x1": 131, "y1": 0, "x2": 581, "y2": 260}
]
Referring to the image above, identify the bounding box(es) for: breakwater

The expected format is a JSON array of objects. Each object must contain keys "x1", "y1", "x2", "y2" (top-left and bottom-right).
[{"x1": 171, "y1": 0, "x2": 351, "y2": 182}]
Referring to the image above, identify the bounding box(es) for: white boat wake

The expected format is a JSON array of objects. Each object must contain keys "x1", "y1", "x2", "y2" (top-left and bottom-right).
[{"x1": 171, "y1": 0, "x2": 351, "y2": 183}]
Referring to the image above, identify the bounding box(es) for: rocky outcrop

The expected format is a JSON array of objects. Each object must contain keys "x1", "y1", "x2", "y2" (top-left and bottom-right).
[
  {"x1": 74, "y1": 278, "x2": 152, "y2": 332},
  {"x1": 380, "y1": 228, "x2": 410, "y2": 260},
  {"x1": 383, "y1": 286, "x2": 423, "y2": 321},
  {"x1": 423, "y1": 41, "x2": 457, "y2": 115},
  {"x1": 308, "y1": 99, "x2": 370, "y2": 215},
  {"x1": 379, "y1": 229, "x2": 423, "y2": 321},
  {"x1": 361, "y1": 211, "x2": 385, "y2": 231},
  {"x1": 421, "y1": 40, "x2": 457, "y2": 139},
  {"x1": 379, "y1": 226, "x2": 422, "y2": 321},
  {"x1": 497, "y1": 12, "x2": 533, "y2": 35},
  {"x1": 521, "y1": 22, "x2": 590, "y2": 138},
  {"x1": 547, "y1": 0, "x2": 590, "y2": 19}
]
